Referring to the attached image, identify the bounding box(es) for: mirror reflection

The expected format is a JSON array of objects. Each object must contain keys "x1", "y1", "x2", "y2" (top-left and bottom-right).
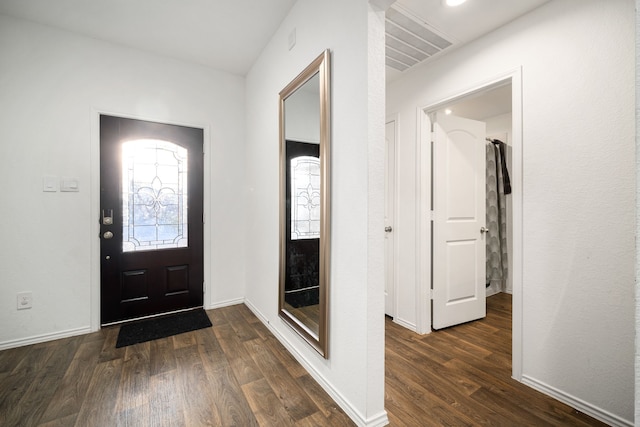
[{"x1": 279, "y1": 51, "x2": 330, "y2": 358}]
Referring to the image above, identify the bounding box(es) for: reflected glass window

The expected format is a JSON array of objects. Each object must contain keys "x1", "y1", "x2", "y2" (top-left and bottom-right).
[{"x1": 290, "y1": 156, "x2": 320, "y2": 240}]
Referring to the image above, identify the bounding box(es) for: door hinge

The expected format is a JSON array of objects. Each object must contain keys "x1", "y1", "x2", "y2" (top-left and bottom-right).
[
  {"x1": 430, "y1": 211, "x2": 435, "y2": 221},
  {"x1": 203, "y1": 282, "x2": 206, "y2": 294},
  {"x1": 429, "y1": 289, "x2": 434, "y2": 299},
  {"x1": 203, "y1": 213, "x2": 206, "y2": 224}
]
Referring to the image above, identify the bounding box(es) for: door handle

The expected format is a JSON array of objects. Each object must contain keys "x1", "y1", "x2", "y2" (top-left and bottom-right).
[
  {"x1": 103, "y1": 231, "x2": 114, "y2": 239},
  {"x1": 385, "y1": 226, "x2": 393, "y2": 233},
  {"x1": 480, "y1": 227, "x2": 488, "y2": 234}
]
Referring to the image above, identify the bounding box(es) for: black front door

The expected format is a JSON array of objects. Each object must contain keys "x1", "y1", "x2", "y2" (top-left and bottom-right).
[{"x1": 100, "y1": 115, "x2": 204, "y2": 325}]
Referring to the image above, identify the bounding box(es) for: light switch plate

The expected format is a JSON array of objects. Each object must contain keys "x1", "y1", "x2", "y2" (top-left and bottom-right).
[
  {"x1": 43, "y1": 176, "x2": 58, "y2": 192},
  {"x1": 60, "y1": 177, "x2": 79, "y2": 192}
]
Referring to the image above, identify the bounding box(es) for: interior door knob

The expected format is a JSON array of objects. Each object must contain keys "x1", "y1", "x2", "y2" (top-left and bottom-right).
[
  {"x1": 480, "y1": 227, "x2": 488, "y2": 234},
  {"x1": 103, "y1": 231, "x2": 114, "y2": 239},
  {"x1": 385, "y1": 226, "x2": 393, "y2": 233}
]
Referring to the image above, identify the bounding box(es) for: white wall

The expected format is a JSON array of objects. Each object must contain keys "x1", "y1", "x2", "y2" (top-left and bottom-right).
[
  {"x1": 0, "y1": 14, "x2": 247, "y2": 347},
  {"x1": 388, "y1": 0, "x2": 634, "y2": 424},
  {"x1": 244, "y1": 0, "x2": 387, "y2": 425}
]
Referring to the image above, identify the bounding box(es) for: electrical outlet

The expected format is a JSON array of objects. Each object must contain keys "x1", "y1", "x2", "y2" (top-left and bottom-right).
[{"x1": 17, "y1": 292, "x2": 32, "y2": 310}]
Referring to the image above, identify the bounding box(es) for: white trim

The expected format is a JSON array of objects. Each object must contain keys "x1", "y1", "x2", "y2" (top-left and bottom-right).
[
  {"x1": 90, "y1": 108, "x2": 101, "y2": 332},
  {"x1": 0, "y1": 326, "x2": 92, "y2": 351},
  {"x1": 206, "y1": 297, "x2": 245, "y2": 310},
  {"x1": 368, "y1": 0, "x2": 396, "y2": 12},
  {"x1": 510, "y1": 68, "x2": 524, "y2": 381},
  {"x1": 392, "y1": 317, "x2": 417, "y2": 332},
  {"x1": 90, "y1": 107, "x2": 211, "y2": 332},
  {"x1": 415, "y1": 67, "x2": 524, "y2": 379},
  {"x1": 415, "y1": 106, "x2": 432, "y2": 334},
  {"x1": 384, "y1": 114, "x2": 399, "y2": 319},
  {"x1": 244, "y1": 299, "x2": 390, "y2": 427},
  {"x1": 521, "y1": 375, "x2": 633, "y2": 427}
]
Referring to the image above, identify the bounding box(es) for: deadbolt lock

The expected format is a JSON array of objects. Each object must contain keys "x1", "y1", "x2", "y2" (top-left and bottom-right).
[{"x1": 102, "y1": 209, "x2": 113, "y2": 225}]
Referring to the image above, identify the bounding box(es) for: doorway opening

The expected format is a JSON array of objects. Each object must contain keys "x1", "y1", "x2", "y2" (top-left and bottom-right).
[{"x1": 417, "y1": 72, "x2": 523, "y2": 379}]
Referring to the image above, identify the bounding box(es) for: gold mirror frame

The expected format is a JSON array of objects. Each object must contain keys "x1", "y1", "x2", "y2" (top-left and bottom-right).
[{"x1": 278, "y1": 50, "x2": 330, "y2": 358}]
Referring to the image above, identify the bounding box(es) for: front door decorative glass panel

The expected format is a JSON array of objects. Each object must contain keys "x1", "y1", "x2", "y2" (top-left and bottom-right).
[{"x1": 122, "y1": 139, "x2": 188, "y2": 252}]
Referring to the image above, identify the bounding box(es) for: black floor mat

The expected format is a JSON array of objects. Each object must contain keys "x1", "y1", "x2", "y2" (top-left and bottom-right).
[{"x1": 116, "y1": 309, "x2": 212, "y2": 348}]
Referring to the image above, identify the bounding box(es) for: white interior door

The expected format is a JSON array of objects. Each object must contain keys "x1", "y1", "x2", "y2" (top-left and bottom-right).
[
  {"x1": 432, "y1": 113, "x2": 486, "y2": 330},
  {"x1": 384, "y1": 120, "x2": 396, "y2": 317}
]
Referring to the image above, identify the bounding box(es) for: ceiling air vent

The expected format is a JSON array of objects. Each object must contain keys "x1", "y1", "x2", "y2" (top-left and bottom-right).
[{"x1": 385, "y1": 6, "x2": 453, "y2": 72}]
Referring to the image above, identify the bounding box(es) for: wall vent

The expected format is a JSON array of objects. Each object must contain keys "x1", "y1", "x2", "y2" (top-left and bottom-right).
[{"x1": 385, "y1": 6, "x2": 454, "y2": 72}]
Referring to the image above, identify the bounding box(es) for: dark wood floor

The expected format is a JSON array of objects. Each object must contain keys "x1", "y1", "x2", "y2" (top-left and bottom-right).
[
  {"x1": 0, "y1": 305, "x2": 354, "y2": 427},
  {"x1": 0, "y1": 294, "x2": 608, "y2": 426},
  {"x1": 385, "y1": 293, "x2": 608, "y2": 426}
]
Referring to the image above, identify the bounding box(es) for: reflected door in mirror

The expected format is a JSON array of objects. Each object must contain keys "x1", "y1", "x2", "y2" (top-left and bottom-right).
[{"x1": 284, "y1": 140, "x2": 320, "y2": 335}]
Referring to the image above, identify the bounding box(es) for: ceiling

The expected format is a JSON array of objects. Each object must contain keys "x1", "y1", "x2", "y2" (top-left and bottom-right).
[
  {"x1": 0, "y1": 0, "x2": 549, "y2": 77},
  {"x1": 438, "y1": 82, "x2": 512, "y2": 121},
  {"x1": 0, "y1": 0, "x2": 297, "y2": 76}
]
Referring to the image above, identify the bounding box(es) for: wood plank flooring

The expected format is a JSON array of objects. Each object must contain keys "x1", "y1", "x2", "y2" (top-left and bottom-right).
[
  {"x1": 385, "y1": 293, "x2": 608, "y2": 426},
  {"x1": 0, "y1": 295, "x2": 608, "y2": 426},
  {"x1": 0, "y1": 305, "x2": 354, "y2": 427}
]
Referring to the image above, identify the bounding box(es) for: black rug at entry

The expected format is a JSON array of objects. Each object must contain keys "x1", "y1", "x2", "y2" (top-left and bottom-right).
[{"x1": 116, "y1": 309, "x2": 212, "y2": 348}]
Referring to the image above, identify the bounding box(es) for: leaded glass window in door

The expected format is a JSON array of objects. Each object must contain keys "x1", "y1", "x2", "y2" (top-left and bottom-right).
[
  {"x1": 291, "y1": 156, "x2": 320, "y2": 240},
  {"x1": 122, "y1": 139, "x2": 188, "y2": 252}
]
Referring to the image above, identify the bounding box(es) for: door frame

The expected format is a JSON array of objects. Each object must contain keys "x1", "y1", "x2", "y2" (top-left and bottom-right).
[
  {"x1": 416, "y1": 68, "x2": 523, "y2": 380},
  {"x1": 89, "y1": 109, "x2": 211, "y2": 332},
  {"x1": 384, "y1": 115, "x2": 399, "y2": 318}
]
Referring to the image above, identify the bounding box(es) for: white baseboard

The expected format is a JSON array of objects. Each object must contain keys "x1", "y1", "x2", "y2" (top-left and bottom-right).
[
  {"x1": 243, "y1": 299, "x2": 389, "y2": 427},
  {"x1": 0, "y1": 326, "x2": 92, "y2": 351},
  {"x1": 362, "y1": 411, "x2": 391, "y2": 427},
  {"x1": 521, "y1": 375, "x2": 633, "y2": 427},
  {"x1": 0, "y1": 298, "x2": 244, "y2": 351},
  {"x1": 392, "y1": 316, "x2": 418, "y2": 333},
  {"x1": 206, "y1": 297, "x2": 244, "y2": 310}
]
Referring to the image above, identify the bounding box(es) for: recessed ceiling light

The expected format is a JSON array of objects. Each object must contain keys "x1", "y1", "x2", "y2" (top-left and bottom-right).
[{"x1": 444, "y1": 0, "x2": 467, "y2": 6}]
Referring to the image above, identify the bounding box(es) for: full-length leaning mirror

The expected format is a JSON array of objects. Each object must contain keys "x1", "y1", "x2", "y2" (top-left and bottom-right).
[{"x1": 279, "y1": 50, "x2": 330, "y2": 358}]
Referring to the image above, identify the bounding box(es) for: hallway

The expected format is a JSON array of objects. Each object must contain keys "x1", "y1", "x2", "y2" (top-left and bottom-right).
[{"x1": 385, "y1": 293, "x2": 608, "y2": 426}]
